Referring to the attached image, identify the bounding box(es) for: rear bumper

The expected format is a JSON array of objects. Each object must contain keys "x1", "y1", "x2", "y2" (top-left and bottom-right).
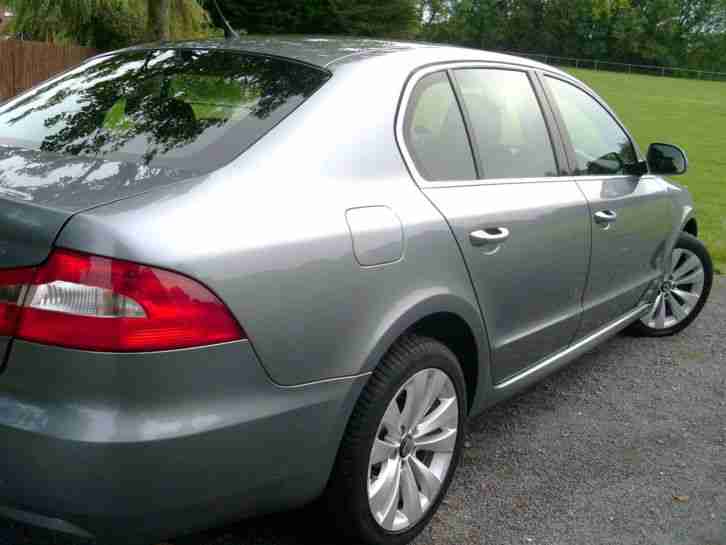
[{"x1": 0, "y1": 340, "x2": 366, "y2": 543}]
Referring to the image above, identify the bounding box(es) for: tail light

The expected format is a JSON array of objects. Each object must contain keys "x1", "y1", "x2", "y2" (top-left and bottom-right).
[{"x1": 0, "y1": 249, "x2": 245, "y2": 352}]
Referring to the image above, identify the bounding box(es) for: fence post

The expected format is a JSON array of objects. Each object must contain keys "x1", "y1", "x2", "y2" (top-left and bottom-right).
[{"x1": 594, "y1": 60, "x2": 599, "y2": 71}]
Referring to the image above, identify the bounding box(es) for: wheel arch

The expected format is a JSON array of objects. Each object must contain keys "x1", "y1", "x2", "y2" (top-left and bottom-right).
[
  {"x1": 406, "y1": 313, "x2": 479, "y2": 411},
  {"x1": 359, "y1": 290, "x2": 492, "y2": 415},
  {"x1": 683, "y1": 217, "x2": 698, "y2": 237}
]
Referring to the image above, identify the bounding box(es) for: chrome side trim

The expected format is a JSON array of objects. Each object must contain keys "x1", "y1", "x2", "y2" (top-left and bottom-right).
[
  {"x1": 276, "y1": 371, "x2": 373, "y2": 390},
  {"x1": 0, "y1": 506, "x2": 93, "y2": 539},
  {"x1": 495, "y1": 304, "x2": 650, "y2": 391}
]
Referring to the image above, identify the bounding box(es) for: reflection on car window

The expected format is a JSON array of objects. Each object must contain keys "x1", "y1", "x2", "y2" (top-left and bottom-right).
[
  {"x1": 404, "y1": 71, "x2": 476, "y2": 182},
  {"x1": 454, "y1": 69, "x2": 558, "y2": 179},
  {"x1": 545, "y1": 77, "x2": 637, "y2": 176},
  {"x1": 0, "y1": 49, "x2": 330, "y2": 173}
]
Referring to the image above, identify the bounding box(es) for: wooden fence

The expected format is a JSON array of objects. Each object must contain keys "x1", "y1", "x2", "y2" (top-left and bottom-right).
[{"x1": 0, "y1": 39, "x2": 97, "y2": 101}]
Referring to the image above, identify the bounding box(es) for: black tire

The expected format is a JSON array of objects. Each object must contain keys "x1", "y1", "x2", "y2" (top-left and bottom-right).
[
  {"x1": 324, "y1": 335, "x2": 467, "y2": 545},
  {"x1": 628, "y1": 232, "x2": 713, "y2": 337}
]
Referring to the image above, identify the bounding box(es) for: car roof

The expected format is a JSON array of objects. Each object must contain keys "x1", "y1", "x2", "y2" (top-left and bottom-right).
[{"x1": 131, "y1": 35, "x2": 563, "y2": 75}]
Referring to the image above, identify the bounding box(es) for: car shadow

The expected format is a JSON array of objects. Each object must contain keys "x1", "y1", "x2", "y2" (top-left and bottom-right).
[{"x1": 172, "y1": 504, "x2": 337, "y2": 545}]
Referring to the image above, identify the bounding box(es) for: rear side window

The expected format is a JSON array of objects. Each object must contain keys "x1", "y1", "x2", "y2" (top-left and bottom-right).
[
  {"x1": 404, "y1": 71, "x2": 476, "y2": 182},
  {"x1": 545, "y1": 76, "x2": 637, "y2": 176},
  {"x1": 0, "y1": 49, "x2": 330, "y2": 174},
  {"x1": 454, "y1": 69, "x2": 558, "y2": 179}
]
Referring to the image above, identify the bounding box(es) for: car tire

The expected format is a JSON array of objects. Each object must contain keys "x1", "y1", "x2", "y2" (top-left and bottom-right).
[
  {"x1": 628, "y1": 232, "x2": 713, "y2": 337},
  {"x1": 324, "y1": 335, "x2": 467, "y2": 545}
]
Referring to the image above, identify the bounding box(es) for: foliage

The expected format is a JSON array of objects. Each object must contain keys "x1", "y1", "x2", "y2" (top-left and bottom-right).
[
  {"x1": 6, "y1": 0, "x2": 726, "y2": 71},
  {"x1": 205, "y1": 0, "x2": 420, "y2": 37},
  {"x1": 420, "y1": 0, "x2": 726, "y2": 71},
  {"x1": 7, "y1": 0, "x2": 211, "y2": 48}
]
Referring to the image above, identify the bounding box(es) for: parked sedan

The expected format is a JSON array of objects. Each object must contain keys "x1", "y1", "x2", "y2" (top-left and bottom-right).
[{"x1": 0, "y1": 37, "x2": 712, "y2": 545}]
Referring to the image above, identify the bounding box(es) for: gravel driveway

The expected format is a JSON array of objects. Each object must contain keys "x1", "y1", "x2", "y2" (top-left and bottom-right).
[{"x1": 3, "y1": 278, "x2": 725, "y2": 545}]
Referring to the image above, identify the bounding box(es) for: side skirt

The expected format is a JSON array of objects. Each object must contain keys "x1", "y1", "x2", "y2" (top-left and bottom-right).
[{"x1": 483, "y1": 303, "x2": 650, "y2": 405}]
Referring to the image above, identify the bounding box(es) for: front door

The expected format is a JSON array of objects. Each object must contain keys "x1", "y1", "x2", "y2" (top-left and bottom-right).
[
  {"x1": 543, "y1": 75, "x2": 672, "y2": 335},
  {"x1": 401, "y1": 66, "x2": 590, "y2": 384}
]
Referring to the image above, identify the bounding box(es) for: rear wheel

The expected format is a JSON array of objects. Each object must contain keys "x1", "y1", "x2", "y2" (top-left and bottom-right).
[
  {"x1": 629, "y1": 232, "x2": 712, "y2": 337},
  {"x1": 325, "y1": 336, "x2": 467, "y2": 545}
]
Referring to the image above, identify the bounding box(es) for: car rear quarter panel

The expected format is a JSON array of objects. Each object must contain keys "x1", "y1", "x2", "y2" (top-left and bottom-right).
[
  {"x1": 57, "y1": 56, "x2": 491, "y2": 392},
  {"x1": 0, "y1": 339, "x2": 368, "y2": 542}
]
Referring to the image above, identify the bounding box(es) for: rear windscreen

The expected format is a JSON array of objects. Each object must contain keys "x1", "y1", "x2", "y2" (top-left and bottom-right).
[{"x1": 0, "y1": 49, "x2": 330, "y2": 173}]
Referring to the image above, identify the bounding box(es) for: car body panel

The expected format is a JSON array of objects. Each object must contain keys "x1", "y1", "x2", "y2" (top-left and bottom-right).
[
  {"x1": 0, "y1": 197, "x2": 69, "y2": 268},
  {"x1": 424, "y1": 181, "x2": 590, "y2": 384},
  {"x1": 0, "y1": 339, "x2": 367, "y2": 542},
  {"x1": 0, "y1": 146, "x2": 199, "y2": 267},
  {"x1": 574, "y1": 175, "x2": 672, "y2": 335},
  {"x1": 130, "y1": 36, "x2": 428, "y2": 69}
]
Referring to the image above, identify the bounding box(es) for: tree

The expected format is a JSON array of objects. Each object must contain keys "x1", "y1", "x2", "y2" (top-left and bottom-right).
[
  {"x1": 207, "y1": 0, "x2": 419, "y2": 37},
  {"x1": 148, "y1": 0, "x2": 171, "y2": 40},
  {"x1": 7, "y1": 0, "x2": 210, "y2": 48},
  {"x1": 421, "y1": 0, "x2": 726, "y2": 71}
]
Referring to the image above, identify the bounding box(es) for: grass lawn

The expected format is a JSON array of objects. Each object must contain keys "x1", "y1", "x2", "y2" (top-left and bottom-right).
[{"x1": 567, "y1": 68, "x2": 726, "y2": 271}]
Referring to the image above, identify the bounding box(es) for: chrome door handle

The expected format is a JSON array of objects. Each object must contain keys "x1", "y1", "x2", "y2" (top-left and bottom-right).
[
  {"x1": 469, "y1": 227, "x2": 510, "y2": 247},
  {"x1": 594, "y1": 210, "x2": 618, "y2": 225}
]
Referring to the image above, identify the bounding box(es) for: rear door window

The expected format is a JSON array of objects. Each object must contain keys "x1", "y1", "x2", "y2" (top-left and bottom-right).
[
  {"x1": 454, "y1": 69, "x2": 559, "y2": 180},
  {"x1": 403, "y1": 71, "x2": 477, "y2": 182},
  {"x1": 545, "y1": 76, "x2": 637, "y2": 176}
]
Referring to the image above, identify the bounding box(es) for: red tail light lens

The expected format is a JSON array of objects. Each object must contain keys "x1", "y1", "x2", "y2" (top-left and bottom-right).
[
  {"x1": 0, "y1": 268, "x2": 36, "y2": 336},
  {"x1": 0, "y1": 249, "x2": 245, "y2": 352}
]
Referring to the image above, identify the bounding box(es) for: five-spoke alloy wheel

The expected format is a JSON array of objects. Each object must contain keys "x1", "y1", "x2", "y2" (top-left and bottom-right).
[{"x1": 326, "y1": 336, "x2": 467, "y2": 545}]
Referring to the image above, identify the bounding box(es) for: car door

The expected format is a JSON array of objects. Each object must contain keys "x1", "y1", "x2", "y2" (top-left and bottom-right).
[
  {"x1": 542, "y1": 75, "x2": 672, "y2": 336},
  {"x1": 399, "y1": 66, "x2": 590, "y2": 384}
]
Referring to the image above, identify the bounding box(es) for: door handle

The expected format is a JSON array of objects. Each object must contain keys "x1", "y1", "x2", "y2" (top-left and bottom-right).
[
  {"x1": 470, "y1": 227, "x2": 510, "y2": 247},
  {"x1": 594, "y1": 210, "x2": 618, "y2": 226}
]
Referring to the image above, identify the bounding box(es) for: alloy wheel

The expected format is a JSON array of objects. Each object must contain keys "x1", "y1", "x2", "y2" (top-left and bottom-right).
[
  {"x1": 367, "y1": 368, "x2": 459, "y2": 532},
  {"x1": 641, "y1": 247, "x2": 705, "y2": 330}
]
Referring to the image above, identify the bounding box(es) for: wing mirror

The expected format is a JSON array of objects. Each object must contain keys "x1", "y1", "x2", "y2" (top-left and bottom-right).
[{"x1": 647, "y1": 143, "x2": 688, "y2": 176}]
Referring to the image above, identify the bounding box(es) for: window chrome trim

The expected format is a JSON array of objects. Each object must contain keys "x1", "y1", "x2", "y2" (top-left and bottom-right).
[
  {"x1": 423, "y1": 176, "x2": 571, "y2": 190},
  {"x1": 573, "y1": 174, "x2": 640, "y2": 182},
  {"x1": 395, "y1": 61, "x2": 567, "y2": 188}
]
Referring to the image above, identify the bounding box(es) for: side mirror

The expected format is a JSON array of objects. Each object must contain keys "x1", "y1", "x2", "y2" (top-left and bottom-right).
[{"x1": 647, "y1": 143, "x2": 688, "y2": 176}]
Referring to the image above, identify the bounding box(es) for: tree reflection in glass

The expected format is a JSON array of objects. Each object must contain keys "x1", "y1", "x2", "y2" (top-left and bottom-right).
[{"x1": 0, "y1": 49, "x2": 329, "y2": 173}]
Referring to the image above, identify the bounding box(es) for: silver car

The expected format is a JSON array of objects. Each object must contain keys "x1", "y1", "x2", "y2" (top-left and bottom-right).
[{"x1": 0, "y1": 37, "x2": 713, "y2": 545}]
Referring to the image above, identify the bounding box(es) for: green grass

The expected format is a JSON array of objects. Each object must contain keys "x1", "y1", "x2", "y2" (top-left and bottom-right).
[{"x1": 567, "y1": 68, "x2": 726, "y2": 270}]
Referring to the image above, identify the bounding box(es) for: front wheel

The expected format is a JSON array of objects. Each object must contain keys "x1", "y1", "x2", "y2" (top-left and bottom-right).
[
  {"x1": 629, "y1": 232, "x2": 713, "y2": 337},
  {"x1": 325, "y1": 336, "x2": 467, "y2": 545}
]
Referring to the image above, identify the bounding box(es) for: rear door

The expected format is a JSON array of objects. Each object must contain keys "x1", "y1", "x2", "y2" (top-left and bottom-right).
[
  {"x1": 542, "y1": 75, "x2": 671, "y2": 335},
  {"x1": 400, "y1": 66, "x2": 590, "y2": 384}
]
